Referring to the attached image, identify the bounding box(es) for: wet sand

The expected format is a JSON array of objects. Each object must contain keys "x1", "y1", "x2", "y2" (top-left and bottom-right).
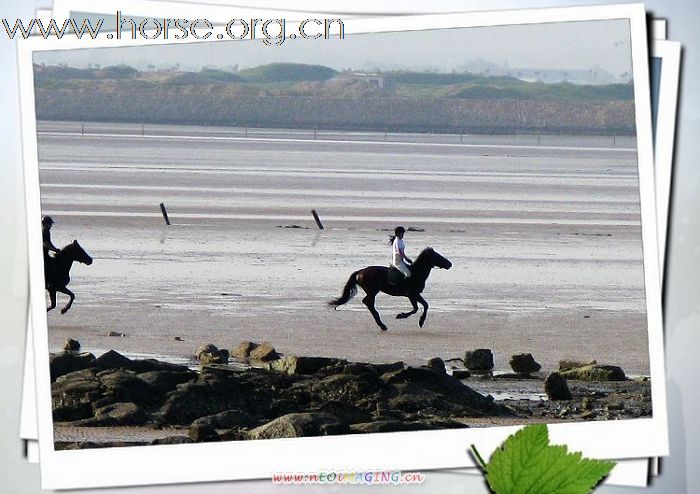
[{"x1": 39, "y1": 122, "x2": 649, "y2": 375}]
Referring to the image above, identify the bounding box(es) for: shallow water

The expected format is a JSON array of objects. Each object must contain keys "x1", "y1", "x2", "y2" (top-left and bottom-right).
[{"x1": 38, "y1": 122, "x2": 649, "y2": 375}]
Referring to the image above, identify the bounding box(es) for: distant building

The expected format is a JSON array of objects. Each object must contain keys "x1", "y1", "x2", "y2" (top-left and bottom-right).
[{"x1": 333, "y1": 71, "x2": 393, "y2": 90}]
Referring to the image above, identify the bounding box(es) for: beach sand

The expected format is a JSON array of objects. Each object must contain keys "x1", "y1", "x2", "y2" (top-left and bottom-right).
[{"x1": 38, "y1": 122, "x2": 649, "y2": 375}]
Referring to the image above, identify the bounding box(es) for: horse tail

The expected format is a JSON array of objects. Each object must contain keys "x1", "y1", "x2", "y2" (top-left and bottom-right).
[{"x1": 328, "y1": 271, "x2": 359, "y2": 308}]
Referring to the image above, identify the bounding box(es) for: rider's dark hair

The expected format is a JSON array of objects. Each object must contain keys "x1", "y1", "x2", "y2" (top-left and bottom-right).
[{"x1": 388, "y1": 226, "x2": 406, "y2": 244}]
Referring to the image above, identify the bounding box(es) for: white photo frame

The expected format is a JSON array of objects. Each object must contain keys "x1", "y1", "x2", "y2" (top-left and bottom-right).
[{"x1": 19, "y1": 4, "x2": 668, "y2": 489}]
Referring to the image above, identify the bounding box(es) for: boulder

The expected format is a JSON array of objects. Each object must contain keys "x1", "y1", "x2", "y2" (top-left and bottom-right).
[
  {"x1": 464, "y1": 349, "x2": 494, "y2": 371},
  {"x1": 560, "y1": 364, "x2": 626, "y2": 382},
  {"x1": 63, "y1": 339, "x2": 81, "y2": 352},
  {"x1": 312, "y1": 372, "x2": 391, "y2": 404},
  {"x1": 372, "y1": 362, "x2": 405, "y2": 375},
  {"x1": 130, "y1": 359, "x2": 193, "y2": 374},
  {"x1": 249, "y1": 412, "x2": 348, "y2": 439},
  {"x1": 381, "y1": 366, "x2": 505, "y2": 417},
  {"x1": 137, "y1": 370, "x2": 197, "y2": 394},
  {"x1": 509, "y1": 354, "x2": 542, "y2": 375},
  {"x1": 426, "y1": 358, "x2": 446, "y2": 373},
  {"x1": 150, "y1": 436, "x2": 194, "y2": 445},
  {"x1": 196, "y1": 344, "x2": 229, "y2": 365},
  {"x1": 267, "y1": 356, "x2": 340, "y2": 375},
  {"x1": 92, "y1": 402, "x2": 146, "y2": 425},
  {"x1": 51, "y1": 368, "x2": 102, "y2": 420},
  {"x1": 544, "y1": 372, "x2": 572, "y2": 401},
  {"x1": 97, "y1": 368, "x2": 161, "y2": 406},
  {"x1": 49, "y1": 351, "x2": 96, "y2": 381},
  {"x1": 188, "y1": 424, "x2": 219, "y2": 442},
  {"x1": 350, "y1": 418, "x2": 467, "y2": 434},
  {"x1": 157, "y1": 372, "x2": 244, "y2": 425},
  {"x1": 559, "y1": 360, "x2": 596, "y2": 372},
  {"x1": 191, "y1": 409, "x2": 251, "y2": 429},
  {"x1": 249, "y1": 342, "x2": 279, "y2": 362},
  {"x1": 231, "y1": 341, "x2": 258, "y2": 359},
  {"x1": 94, "y1": 350, "x2": 133, "y2": 371}
]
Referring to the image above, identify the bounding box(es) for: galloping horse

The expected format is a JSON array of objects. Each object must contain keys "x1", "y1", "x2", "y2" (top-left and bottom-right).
[
  {"x1": 328, "y1": 248, "x2": 452, "y2": 331},
  {"x1": 45, "y1": 240, "x2": 93, "y2": 314}
]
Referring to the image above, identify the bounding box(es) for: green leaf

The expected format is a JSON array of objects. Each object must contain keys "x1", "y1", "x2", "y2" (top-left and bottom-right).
[{"x1": 483, "y1": 424, "x2": 616, "y2": 494}]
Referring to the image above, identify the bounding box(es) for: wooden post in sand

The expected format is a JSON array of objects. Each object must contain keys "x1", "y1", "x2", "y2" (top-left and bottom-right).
[
  {"x1": 311, "y1": 209, "x2": 324, "y2": 230},
  {"x1": 159, "y1": 203, "x2": 171, "y2": 225}
]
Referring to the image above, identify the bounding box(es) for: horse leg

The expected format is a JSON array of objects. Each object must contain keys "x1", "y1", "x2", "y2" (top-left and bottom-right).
[
  {"x1": 396, "y1": 296, "x2": 419, "y2": 319},
  {"x1": 57, "y1": 286, "x2": 75, "y2": 314},
  {"x1": 362, "y1": 293, "x2": 387, "y2": 331},
  {"x1": 416, "y1": 294, "x2": 429, "y2": 327},
  {"x1": 47, "y1": 289, "x2": 56, "y2": 312}
]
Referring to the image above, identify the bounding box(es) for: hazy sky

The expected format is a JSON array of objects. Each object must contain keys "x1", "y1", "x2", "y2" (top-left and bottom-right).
[{"x1": 34, "y1": 18, "x2": 632, "y2": 77}]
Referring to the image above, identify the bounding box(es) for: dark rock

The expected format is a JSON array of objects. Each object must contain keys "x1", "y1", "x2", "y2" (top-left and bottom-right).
[
  {"x1": 95, "y1": 350, "x2": 133, "y2": 371},
  {"x1": 307, "y1": 400, "x2": 372, "y2": 425},
  {"x1": 312, "y1": 372, "x2": 391, "y2": 404},
  {"x1": 107, "y1": 331, "x2": 125, "y2": 337},
  {"x1": 63, "y1": 339, "x2": 81, "y2": 352},
  {"x1": 92, "y1": 402, "x2": 146, "y2": 425},
  {"x1": 97, "y1": 368, "x2": 161, "y2": 406},
  {"x1": 52, "y1": 368, "x2": 102, "y2": 421},
  {"x1": 150, "y1": 436, "x2": 193, "y2": 445},
  {"x1": 558, "y1": 360, "x2": 596, "y2": 372},
  {"x1": 426, "y1": 358, "x2": 446, "y2": 373},
  {"x1": 509, "y1": 354, "x2": 541, "y2": 375},
  {"x1": 560, "y1": 364, "x2": 626, "y2": 382},
  {"x1": 196, "y1": 344, "x2": 229, "y2": 365},
  {"x1": 268, "y1": 356, "x2": 340, "y2": 375},
  {"x1": 50, "y1": 351, "x2": 96, "y2": 381},
  {"x1": 189, "y1": 424, "x2": 219, "y2": 442},
  {"x1": 137, "y1": 370, "x2": 197, "y2": 394},
  {"x1": 249, "y1": 342, "x2": 279, "y2": 362},
  {"x1": 382, "y1": 366, "x2": 506, "y2": 417},
  {"x1": 130, "y1": 359, "x2": 192, "y2": 374},
  {"x1": 350, "y1": 420, "x2": 428, "y2": 433},
  {"x1": 464, "y1": 349, "x2": 494, "y2": 371},
  {"x1": 451, "y1": 370, "x2": 471, "y2": 379},
  {"x1": 372, "y1": 362, "x2": 405, "y2": 375},
  {"x1": 231, "y1": 341, "x2": 258, "y2": 359},
  {"x1": 249, "y1": 413, "x2": 349, "y2": 439},
  {"x1": 544, "y1": 372, "x2": 572, "y2": 401},
  {"x1": 53, "y1": 403, "x2": 94, "y2": 422},
  {"x1": 191, "y1": 409, "x2": 251, "y2": 429},
  {"x1": 157, "y1": 372, "x2": 244, "y2": 425}
]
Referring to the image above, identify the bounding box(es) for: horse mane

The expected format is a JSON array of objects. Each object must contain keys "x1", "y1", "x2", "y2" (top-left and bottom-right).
[
  {"x1": 55, "y1": 241, "x2": 75, "y2": 260},
  {"x1": 412, "y1": 247, "x2": 435, "y2": 268}
]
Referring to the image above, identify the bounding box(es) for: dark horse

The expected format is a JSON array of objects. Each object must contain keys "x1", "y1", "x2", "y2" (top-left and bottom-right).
[
  {"x1": 328, "y1": 248, "x2": 452, "y2": 331},
  {"x1": 45, "y1": 240, "x2": 93, "y2": 314}
]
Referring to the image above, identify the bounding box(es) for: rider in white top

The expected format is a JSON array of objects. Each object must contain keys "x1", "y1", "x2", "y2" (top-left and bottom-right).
[{"x1": 391, "y1": 226, "x2": 412, "y2": 278}]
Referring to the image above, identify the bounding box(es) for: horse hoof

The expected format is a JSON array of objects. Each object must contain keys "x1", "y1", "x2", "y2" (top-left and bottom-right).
[
  {"x1": 419, "y1": 319, "x2": 425, "y2": 327},
  {"x1": 61, "y1": 308, "x2": 68, "y2": 314},
  {"x1": 396, "y1": 313, "x2": 404, "y2": 319},
  {"x1": 380, "y1": 325, "x2": 388, "y2": 331}
]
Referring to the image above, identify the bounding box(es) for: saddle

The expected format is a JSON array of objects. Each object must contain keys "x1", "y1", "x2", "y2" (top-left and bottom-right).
[{"x1": 387, "y1": 265, "x2": 407, "y2": 287}]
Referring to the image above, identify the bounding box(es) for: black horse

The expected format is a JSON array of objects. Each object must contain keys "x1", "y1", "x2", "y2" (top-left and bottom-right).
[
  {"x1": 45, "y1": 240, "x2": 93, "y2": 314},
  {"x1": 329, "y1": 248, "x2": 452, "y2": 331}
]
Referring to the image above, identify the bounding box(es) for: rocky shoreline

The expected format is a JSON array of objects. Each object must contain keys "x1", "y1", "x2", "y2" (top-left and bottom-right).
[{"x1": 50, "y1": 340, "x2": 651, "y2": 450}]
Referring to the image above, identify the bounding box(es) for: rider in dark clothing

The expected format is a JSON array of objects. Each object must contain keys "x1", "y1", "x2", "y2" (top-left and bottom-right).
[{"x1": 42, "y1": 216, "x2": 59, "y2": 280}]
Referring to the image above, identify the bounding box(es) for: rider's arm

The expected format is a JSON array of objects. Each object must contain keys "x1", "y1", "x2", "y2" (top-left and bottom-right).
[
  {"x1": 44, "y1": 236, "x2": 60, "y2": 254},
  {"x1": 399, "y1": 247, "x2": 412, "y2": 264}
]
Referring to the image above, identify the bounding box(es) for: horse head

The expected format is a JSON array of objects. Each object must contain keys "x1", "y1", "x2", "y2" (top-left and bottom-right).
[
  {"x1": 68, "y1": 240, "x2": 93, "y2": 265},
  {"x1": 423, "y1": 247, "x2": 452, "y2": 270}
]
